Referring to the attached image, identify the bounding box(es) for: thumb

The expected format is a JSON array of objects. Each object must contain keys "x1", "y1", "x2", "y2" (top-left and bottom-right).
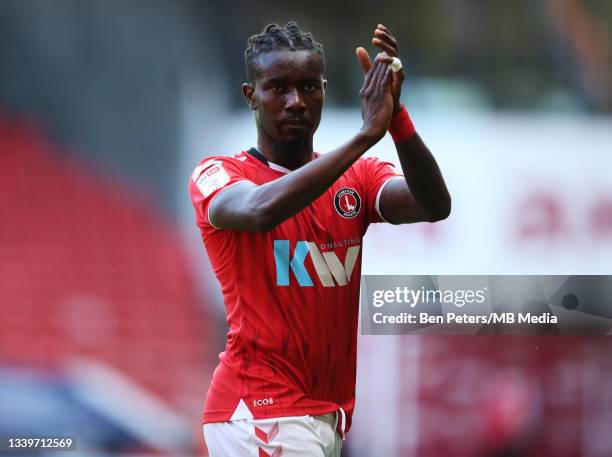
[{"x1": 355, "y1": 47, "x2": 372, "y2": 74}]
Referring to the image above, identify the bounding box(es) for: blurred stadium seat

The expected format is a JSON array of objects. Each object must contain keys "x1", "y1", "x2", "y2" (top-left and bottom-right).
[{"x1": 0, "y1": 113, "x2": 216, "y2": 455}]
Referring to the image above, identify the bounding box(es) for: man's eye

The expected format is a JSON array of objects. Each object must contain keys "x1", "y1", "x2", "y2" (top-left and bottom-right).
[
  {"x1": 304, "y1": 84, "x2": 316, "y2": 92},
  {"x1": 272, "y1": 85, "x2": 284, "y2": 92}
]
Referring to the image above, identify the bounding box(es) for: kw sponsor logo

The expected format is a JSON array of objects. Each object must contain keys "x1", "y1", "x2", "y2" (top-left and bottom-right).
[{"x1": 274, "y1": 240, "x2": 360, "y2": 287}]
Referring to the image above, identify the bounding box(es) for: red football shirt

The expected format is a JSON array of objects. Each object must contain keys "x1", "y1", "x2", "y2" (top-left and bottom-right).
[{"x1": 189, "y1": 149, "x2": 402, "y2": 436}]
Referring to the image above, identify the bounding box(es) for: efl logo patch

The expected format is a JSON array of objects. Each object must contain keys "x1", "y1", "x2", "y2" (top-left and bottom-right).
[
  {"x1": 193, "y1": 161, "x2": 230, "y2": 197},
  {"x1": 334, "y1": 188, "x2": 361, "y2": 218}
]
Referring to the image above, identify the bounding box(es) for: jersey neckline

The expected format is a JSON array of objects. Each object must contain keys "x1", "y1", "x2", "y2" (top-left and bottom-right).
[{"x1": 246, "y1": 147, "x2": 319, "y2": 175}]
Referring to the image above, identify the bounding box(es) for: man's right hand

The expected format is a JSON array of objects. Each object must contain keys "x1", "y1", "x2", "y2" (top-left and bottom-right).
[{"x1": 358, "y1": 54, "x2": 395, "y2": 144}]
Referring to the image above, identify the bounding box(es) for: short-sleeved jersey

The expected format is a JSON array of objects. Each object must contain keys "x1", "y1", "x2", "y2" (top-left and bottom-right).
[{"x1": 188, "y1": 149, "x2": 402, "y2": 436}]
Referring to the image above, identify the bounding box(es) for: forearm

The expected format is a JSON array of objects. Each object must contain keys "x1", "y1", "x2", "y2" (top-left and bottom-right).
[
  {"x1": 248, "y1": 131, "x2": 375, "y2": 230},
  {"x1": 395, "y1": 133, "x2": 451, "y2": 221}
]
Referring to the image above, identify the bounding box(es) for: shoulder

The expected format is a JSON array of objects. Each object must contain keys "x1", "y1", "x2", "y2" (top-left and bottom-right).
[
  {"x1": 351, "y1": 155, "x2": 399, "y2": 176},
  {"x1": 190, "y1": 151, "x2": 250, "y2": 182},
  {"x1": 189, "y1": 151, "x2": 254, "y2": 201},
  {"x1": 359, "y1": 155, "x2": 395, "y2": 167}
]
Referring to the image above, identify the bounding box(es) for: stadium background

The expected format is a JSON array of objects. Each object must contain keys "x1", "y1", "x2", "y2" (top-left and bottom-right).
[{"x1": 1, "y1": 0, "x2": 611, "y2": 456}]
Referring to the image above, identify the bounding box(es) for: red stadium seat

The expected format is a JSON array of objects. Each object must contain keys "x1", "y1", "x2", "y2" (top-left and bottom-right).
[{"x1": 0, "y1": 114, "x2": 216, "y2": 415}]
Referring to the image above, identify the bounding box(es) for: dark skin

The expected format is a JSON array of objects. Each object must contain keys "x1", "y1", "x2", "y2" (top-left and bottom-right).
[{"x1": 210, "y1": 24, "x2": 450, "y2": 231}]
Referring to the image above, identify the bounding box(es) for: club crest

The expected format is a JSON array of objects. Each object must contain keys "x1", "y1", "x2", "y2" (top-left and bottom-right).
[{"x1": 334, "y1": 188, "x2": 361, "y2": 218}]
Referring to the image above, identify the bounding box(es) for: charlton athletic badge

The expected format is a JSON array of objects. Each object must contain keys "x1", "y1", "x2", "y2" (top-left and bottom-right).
[{"x1": 334, "y1": 188, "x2": 361, "y2": 218}]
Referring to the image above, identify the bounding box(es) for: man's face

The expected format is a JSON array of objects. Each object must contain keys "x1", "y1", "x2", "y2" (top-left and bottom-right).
[{"x1": 243, "y1": 50, "x2": 326, "y2": 147}]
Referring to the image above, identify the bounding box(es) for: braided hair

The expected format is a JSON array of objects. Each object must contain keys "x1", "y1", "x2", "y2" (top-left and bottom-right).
[{"x1": 245, "y1": 22, "x2": 325, "y2": 83}]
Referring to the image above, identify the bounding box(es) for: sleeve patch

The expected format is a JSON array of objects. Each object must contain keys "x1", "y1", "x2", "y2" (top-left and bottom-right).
[{"x1": 194, "y1": 162, "x2": 231, "y2": 197}]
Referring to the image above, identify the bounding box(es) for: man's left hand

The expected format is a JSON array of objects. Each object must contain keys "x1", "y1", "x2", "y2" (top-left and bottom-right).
[{"x1": 356, "y1": 24, "x2": 405, "y2": 114}]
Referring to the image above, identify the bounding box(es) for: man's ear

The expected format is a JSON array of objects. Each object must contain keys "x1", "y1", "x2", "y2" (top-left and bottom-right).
[
  {"x1": 322, "y1": 79, "x2": 327, "y2": 92},
  {"x1": 242, "y1": 83, "x2": 256, "y2": 110}
]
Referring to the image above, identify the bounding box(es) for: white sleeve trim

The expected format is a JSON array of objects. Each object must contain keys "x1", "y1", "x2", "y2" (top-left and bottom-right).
[
  {"x1": 374, "y1": 176, "x2": 404, "y2": 223},
  {"x1": 206, "y1": 180, "x2": 250, "y2": 230}
]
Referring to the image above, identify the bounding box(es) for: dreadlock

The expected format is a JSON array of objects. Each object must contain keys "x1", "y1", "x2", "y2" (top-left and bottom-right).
[{"x1": 245, "y1": 22, "x2": 325, "y2": 83}]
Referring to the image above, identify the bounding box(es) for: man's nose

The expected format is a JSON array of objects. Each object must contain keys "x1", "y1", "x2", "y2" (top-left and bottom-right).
[{"x1": 285, "y1": 88, "x2": 306, "y2": 112}]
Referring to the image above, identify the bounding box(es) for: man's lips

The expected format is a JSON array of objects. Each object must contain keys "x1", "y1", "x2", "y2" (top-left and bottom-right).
[{"x1": 282, "y1": 118, "x2": 310, "y2": 127}]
